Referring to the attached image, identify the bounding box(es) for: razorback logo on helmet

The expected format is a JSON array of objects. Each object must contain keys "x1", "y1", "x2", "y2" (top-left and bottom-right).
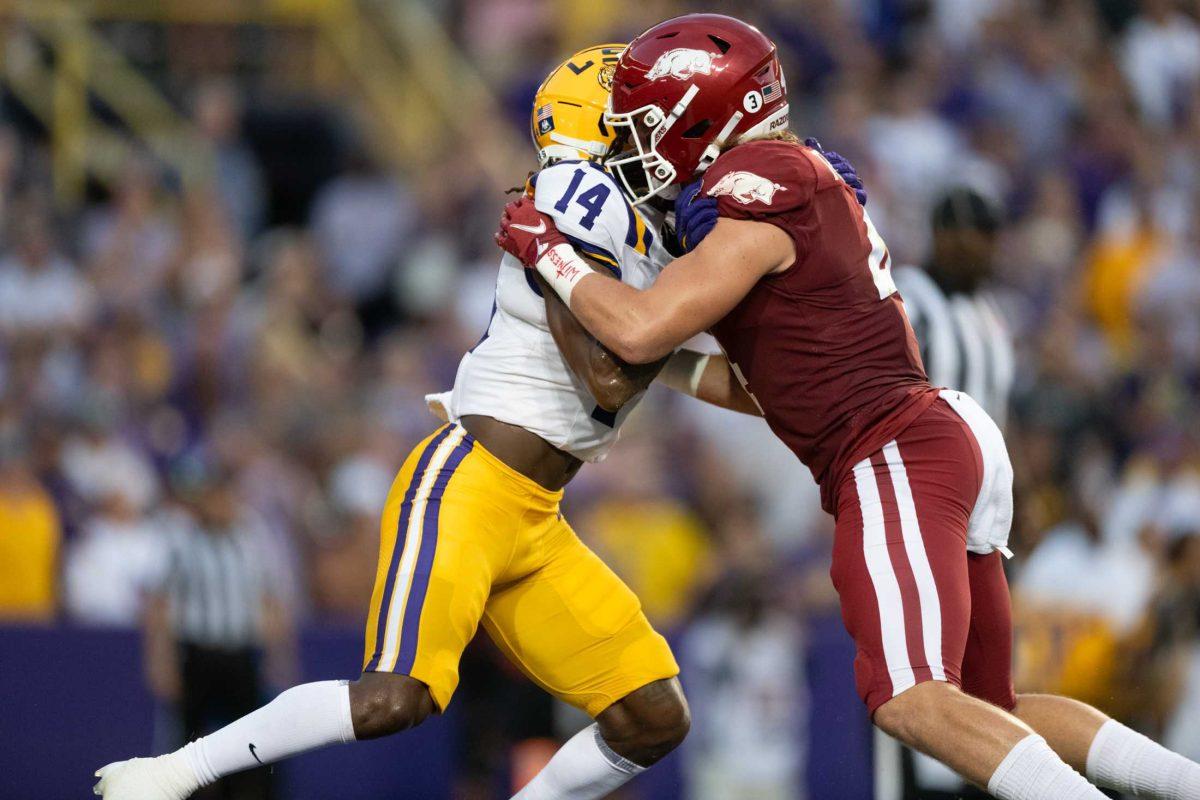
[
  {"x1": 646, "y1": 48, "x2": 720, "y2": 81},
  {"x1": 708, "y1": 171, "x2": 787, "y2": 205}
]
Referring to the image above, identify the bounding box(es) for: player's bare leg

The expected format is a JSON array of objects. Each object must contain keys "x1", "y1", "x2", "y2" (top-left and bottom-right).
[
  {"x1": 874, "y1": 681, "x2": 1031, "y2": 781},
  {"x1": 1013, "y1": 693, "x2": 1200, "y2": 799},
  {"x1": 512, "y1": 677, "x2": 690, "y2": 800},
  {"x1": 348, "y1": 672, "x2": 436, "y2": 737},
  {"x1": 596, "y1": 677, "x2": 691, "y2": 765},
  {"x1": 1009, "y1": 693, "x2": 1107, "y2": 772},
  {"x1": 873, "y1": 681, "x2": 1109, "y2": 799},
  {"x1": 94, "y1": 673, "x2": 432, "y2": 799}
]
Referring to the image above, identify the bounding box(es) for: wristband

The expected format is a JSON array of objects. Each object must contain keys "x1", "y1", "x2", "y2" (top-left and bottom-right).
[
  {"x1": 534, "y1": 243, "x2": 593, "y2": 306},
  {"x1": 662, "y1": 351, "x2": 711, "y2": 397},
  {"x1": 684, "y1": 353, "x2": 710, "y2": 396}
]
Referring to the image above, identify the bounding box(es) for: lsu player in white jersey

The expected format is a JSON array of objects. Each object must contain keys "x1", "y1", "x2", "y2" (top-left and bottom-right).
[
  {"x1": 445, "y1": 61, "x2": 673, "y2": 457},
  {"x1": 94, "y1": 45, "x2": 756, "y2": 800}
]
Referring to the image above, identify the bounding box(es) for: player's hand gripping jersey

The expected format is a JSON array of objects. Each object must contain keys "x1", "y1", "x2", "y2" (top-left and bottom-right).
[
  {"x1": 449, "y1": 161, "x2": 669, "y2": 461},
  {"x1": 699, "y1": 140, "x2": 938, "y2": 510}
]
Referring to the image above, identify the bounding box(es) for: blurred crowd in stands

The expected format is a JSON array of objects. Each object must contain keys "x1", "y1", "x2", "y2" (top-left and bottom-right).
[{"x1": 2, "y1": 0, "x2": 1200, "y2": 796}]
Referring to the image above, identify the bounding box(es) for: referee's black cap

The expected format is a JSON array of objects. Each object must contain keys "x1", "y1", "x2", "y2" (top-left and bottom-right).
[{"x1": 931, "y1": 187, "x2": 1003, "y2": 234}]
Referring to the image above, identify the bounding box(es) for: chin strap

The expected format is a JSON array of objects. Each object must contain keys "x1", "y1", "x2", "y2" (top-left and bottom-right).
[
  {"x1": 696, "y1": 104, "x2": 792, "y2": 174},
  {"x1": 663, "y1": 85, "x2": 700, "y2": 131},
  {"x1": 547, "y1": 133, "x2": 609, "y2": 158},
  {"x1": 697, "y1": 110, "x2": 744, "y2": 173}
]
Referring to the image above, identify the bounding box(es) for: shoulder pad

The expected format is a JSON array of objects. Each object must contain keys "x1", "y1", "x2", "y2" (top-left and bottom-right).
[
  {"x1": 701, "y1": 140, "x2": 819, "y2": 217},
  {"x1": 532, "y1": 162, "x2": 642, "y2": 274}
]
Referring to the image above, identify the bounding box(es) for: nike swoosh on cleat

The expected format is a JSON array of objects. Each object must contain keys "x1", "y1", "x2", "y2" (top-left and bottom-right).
[
  {"x1": 510, "y1": 221, "x2": 547, "y2": 235},
  {"x1": 248, "y1": 743, "x2": 263, "y2": 765}
]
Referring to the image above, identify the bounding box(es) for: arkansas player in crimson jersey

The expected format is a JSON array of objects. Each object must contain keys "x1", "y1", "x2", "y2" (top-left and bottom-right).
[
  {"x1": 699, "y1": 138, "x2": 936, "y2": 514},
  {"x1": 499, "y1": 13, "x2": 1200, "y2": 800}
]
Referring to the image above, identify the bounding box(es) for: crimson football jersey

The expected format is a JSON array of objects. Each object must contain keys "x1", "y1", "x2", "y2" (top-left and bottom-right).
[{"x1": 702, "y1": 139, "x2": 938, "y2": 512}]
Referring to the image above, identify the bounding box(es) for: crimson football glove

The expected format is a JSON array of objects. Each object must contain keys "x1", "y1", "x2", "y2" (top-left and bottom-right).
[{"x1": 494, "y1": 197, "x2": 568, "y2": 267}]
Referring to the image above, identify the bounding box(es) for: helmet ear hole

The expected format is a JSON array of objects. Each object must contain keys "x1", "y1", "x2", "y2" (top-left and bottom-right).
[{"x1": 681, "y1": 119, "x2": 712, "y2": 139}]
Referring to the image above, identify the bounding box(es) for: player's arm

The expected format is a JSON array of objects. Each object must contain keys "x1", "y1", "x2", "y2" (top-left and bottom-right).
[
  {"x1": 544, "y1": 263, "x2": 760, "y2": 415},
  {"x1": 539, "y1": 268, "x2": 667, "y2": 412},
  {"x1": 564, "y1": 219, "x2": 791, "y2": 363},
  {"x1": 499, "y1": 204, "x2": 794, "y2": 364},
  {"x1": 659, "y1": 350, "x2": 762, "y2": 416}
]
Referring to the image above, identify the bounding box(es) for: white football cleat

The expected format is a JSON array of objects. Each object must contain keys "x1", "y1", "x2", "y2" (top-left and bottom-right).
[{"x1": 93, "y1": 754, "x2": 198, "y2": 800}]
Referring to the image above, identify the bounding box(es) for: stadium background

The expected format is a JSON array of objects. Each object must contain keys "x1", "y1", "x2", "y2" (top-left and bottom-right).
[{"x1": 1, "y1": 0, "x2": 1199, "y2": 798}]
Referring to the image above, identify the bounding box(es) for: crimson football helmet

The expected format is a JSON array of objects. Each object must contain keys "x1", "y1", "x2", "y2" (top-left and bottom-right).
[{"x1": 604, "y1": 13, "x2": 790, "y2": 205}]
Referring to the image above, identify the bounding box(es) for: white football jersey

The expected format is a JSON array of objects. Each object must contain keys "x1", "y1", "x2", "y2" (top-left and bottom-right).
[{"x1": 449, "y1": 161, "x2": 672, "y2": 461}]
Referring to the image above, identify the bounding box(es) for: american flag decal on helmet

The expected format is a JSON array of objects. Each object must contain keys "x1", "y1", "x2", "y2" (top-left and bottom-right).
[
  {"x1": 762, "y1": 80, "x2": 781, "y2": 101},
  {"x1": 536, "y1": 103, "x2": 554, "y2": 134}
]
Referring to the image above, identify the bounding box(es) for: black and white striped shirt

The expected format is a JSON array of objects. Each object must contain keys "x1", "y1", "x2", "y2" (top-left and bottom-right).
[
  {"x1": 159, "y1": 510, "x2": 273, "y2": 650},
  {"x1": 895, "y1": 265, "x2": 1015, "y2": 429},
  {"x1": 878, "y1": 265, "x2": 1017, "y2": 800}
]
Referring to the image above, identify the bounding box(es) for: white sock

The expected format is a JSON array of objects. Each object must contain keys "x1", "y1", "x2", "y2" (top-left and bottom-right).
[
  {"x1": 988, "y1": 734, "x2": 1109, "y2": 800},
  {"x1": 1087, "y1": 718, "x2": 1200, "y2": 800},
  {"x1": 179, "y1": 680, "x2": 356, "y2": 788},
  {"x1": 511, "y1": 724, "x2": 645, "y2": 800}
]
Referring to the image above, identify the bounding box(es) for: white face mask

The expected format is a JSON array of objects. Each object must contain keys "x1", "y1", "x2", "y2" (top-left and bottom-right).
[{"x1": 603, "y1": 102, "x2": 680, "y2": 206}]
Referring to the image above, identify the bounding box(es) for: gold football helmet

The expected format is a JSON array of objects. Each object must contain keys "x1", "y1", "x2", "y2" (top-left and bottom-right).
[{"x1": 532, "y1": 44, "x2": 625, "y2": 167}]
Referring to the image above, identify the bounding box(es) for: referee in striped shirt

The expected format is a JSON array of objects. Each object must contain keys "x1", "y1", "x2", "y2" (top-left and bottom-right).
[
  {"x1": 879, "y1": 187, "x2": 1017, "y2": 800},
  {"x1": 895, "y1": 187, "x2": 1015, "y2": 428},
  {"x1": 144, "y1": 462, "x2": 291, "y2": 800}
]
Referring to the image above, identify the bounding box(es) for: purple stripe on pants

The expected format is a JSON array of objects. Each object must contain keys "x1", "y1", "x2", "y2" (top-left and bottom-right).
[
  {"x1": 364, "y1": 425, "x2": 453, "y2": 672},
  {"x1": 395, "y1": 433, "x2": 475, "y2": 674}
]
